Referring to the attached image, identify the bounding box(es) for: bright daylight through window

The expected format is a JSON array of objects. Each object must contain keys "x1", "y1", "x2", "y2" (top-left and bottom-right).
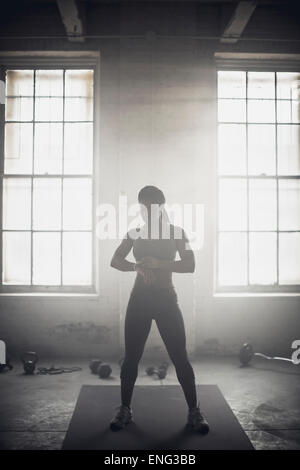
[
  {"x1": 1, "y1": 69, "x2": 94, "y2": 287},
  {"x1": 217, "y1": 71, "x2": 300, "y2": 290}
]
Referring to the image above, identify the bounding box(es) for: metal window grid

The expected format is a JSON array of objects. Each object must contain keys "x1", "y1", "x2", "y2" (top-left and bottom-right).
[
  {"x1": 0, "y1": 66, "x2": 96, "y2": 293},
  {"x1": 216, "y1": 70, "x2": 300, "y2": 293}
]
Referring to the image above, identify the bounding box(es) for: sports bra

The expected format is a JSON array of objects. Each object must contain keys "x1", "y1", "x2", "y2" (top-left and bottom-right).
[{"x1": 128, "y1": 224, "x2": 180, "y2": 262}]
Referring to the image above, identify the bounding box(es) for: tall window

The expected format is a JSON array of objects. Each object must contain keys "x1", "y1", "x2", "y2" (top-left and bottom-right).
[
  {"x1": 1, "y1": 68, "x2": 94, "y2": 291},
  {"x1": 217, "y1": 70, "x2": 300, "y2": 291}
]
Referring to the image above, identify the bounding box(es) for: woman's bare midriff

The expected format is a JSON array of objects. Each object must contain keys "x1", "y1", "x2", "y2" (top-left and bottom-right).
[{"x1": 134, "y1": 270, "x2": 174, "y2": 289}]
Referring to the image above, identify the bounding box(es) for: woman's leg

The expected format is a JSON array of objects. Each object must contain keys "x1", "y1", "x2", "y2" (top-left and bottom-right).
[
  {"x1": 120, "y1": 290, "x2": 152, "y2": 407},
  {"x1": 154, "y1": 290, "x2": 198, "y2": 410}
]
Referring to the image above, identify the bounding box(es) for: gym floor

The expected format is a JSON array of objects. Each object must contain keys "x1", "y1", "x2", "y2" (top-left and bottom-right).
[{"x1": 0, "y1": 356, "x2": 299, "y2": 450}]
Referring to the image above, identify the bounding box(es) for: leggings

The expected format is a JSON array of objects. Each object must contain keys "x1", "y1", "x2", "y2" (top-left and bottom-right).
[{"x1": 120, "y1": 284, "x2": 198, "y2": 410}]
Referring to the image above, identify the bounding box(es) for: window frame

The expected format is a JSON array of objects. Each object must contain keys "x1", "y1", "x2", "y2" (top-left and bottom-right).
[
  {"x1": 215, "y1": 58, "x2": 300, "y2": 294},
  {"x1": 0, "y1": 52, "x2": 100, "y2": 295}
]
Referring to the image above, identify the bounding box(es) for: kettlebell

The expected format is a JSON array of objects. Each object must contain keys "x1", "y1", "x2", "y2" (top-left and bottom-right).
[
  {"x1": 146, "y1": 366, "x2": 155, "y2": 376},
  {"x1": 146, "y1": 362, "x2": 169, "y2": 379},
  {"x1": 239, "y1": 343, "x2": 254, "y2": 366},
  {"x1": 98, "y1": 363, "x2": 112, "y2": 379},
  {"x1": 89, "y1": 358, "x2": 102, "y2": 374},
  {"x1": 21, "y1": 351, "x2": 39, "y2": 375}
]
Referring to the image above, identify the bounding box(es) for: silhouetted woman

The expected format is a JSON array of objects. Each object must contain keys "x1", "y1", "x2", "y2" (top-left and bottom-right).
[{"x1": 110, "y1": 186, "x2": 209, "y2": 433}]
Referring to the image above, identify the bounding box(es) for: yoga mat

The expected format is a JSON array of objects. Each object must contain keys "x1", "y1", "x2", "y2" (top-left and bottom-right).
[{"x1": 62, "y1": 384, "x2": 254, "y2": 450}]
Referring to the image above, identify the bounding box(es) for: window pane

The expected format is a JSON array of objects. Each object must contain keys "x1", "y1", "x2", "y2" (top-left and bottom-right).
[
  {"x1": 33, "y1": 178, "x2": 61, "y2": 230},
  {"x1": 217, "y1": 71, "x2": 246, "y2": 98},
  {"x1": 64, "y1": 123, "x2": 93, "y2": 174},
  {"x1": 62, "y1": 232, "x2": 92, "y2": 285},
  {"x1": 277, "y1": 100, "x2": 300, "y2": 123},
  {"x1": 2, "y1": 232, "x2": 31, "y2": 284},
  {"x1": 65, "y1": 70, "x2": 94, "y2": 97},
  {"x1": 279, "y1": 179, "x2": 300, "y2": 230},
  {"x1": 248, "y1": 124, "x2": 276, "y2": 175},
  {"x1": 248, "y1": 72, "x2": 275, "y2": 99},
  {"x1": 279, "y1": 233, "x2": 300, "y2": 285},
  {"x1": 216, "y1": 70, "x2": 300, "y2": 290},
  {"x1": 64, "y1": 97, "x2": 93, "y2": 121},
  {"x1": 249, "y1": 179, "x2": 277, "y2": 230},
  {"x1": 4, "y1": 123, "x2": 33, "y2": 174},
  {"x1": 290, "y1": 102, "x2": 300, "y2": 123},
  {"x1": 278, "y1": 125, "x2": 300, "y2": 175},
  {"x1": 34, "y1": 123, "x2": 63, "y2": 174},
  {"x1": 219, "y1": 178, "x2": 247, "y2": 230},
  {"x1": 2, "y1": 68, "x2": 95, "y2": 289},
  {"x1": 218, "y1": 99, "x2": 246, "y2": 122},
  {"x1": 3, "y1": 178, "x2": 31, "y2": 229},
  {"x1": 247, "y1": 100, "x2": 275, "y2": 123},
  {"x1": 35, "y1": 70, "x2": 63, "y2": 97},
  {"x1": 277, "y1": 72, "x2": 300, "y2": 100},
  {"x1": 218, "y1": 232, "x2": 247, "y2": 286},
  {"x1": 249, "y1": 232, "x2": 277, "y2": 285},
  {"x1": 6, "y1": 70, "x2": 33, "y2": 96},
  {"x1": 6, "y1": 97, "x2": 33, "y2": 121},
  {"x1": 218, "y1": 124, "x2": 246, "y2": 175},
  {"x1": 63, "y1": 178, "x2": 92, "y2": 230},
  {"x1": 35, "y1": 97, "x2": 63, "y2": 121},
  {"x1": 33, "y1": 232, "x2": 61, "y2": 285}
]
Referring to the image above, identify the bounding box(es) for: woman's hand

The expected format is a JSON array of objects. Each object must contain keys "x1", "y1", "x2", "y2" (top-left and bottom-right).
[
  {"x1": 135, "y1": 263, "x2": 157, "y2": 285},
  {"x1": 138, "y1": 256, "x2": 162, "y2": 270}
]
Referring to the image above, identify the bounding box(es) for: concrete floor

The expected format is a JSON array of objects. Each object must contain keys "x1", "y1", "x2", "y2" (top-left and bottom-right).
[{"x1": 0, "y1": 356, "x2": 299, "y2": 450}]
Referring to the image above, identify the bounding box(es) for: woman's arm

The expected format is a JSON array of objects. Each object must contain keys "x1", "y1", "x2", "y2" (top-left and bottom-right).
[
  {"x1": 110, "y1": 233, "x2": 135, "y2": 272},
  {"x1": 110, "y1": 233, "x2": 157, "y2": 284},
  {"x1": 138, "y1": 228, "x2": 195, "y2": 273}
]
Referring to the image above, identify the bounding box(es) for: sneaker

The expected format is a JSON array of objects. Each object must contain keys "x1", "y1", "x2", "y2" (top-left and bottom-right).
[
  {"x1": 110, "y1": 404, "x2": 133, "y2": 431},
  {"x1": 187, "y1": 404, "x2": 209, "y2": 434}
]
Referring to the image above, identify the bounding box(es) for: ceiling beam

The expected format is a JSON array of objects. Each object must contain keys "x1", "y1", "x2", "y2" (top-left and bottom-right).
[
  {"x1": 221, "y1": 1, "x2": 257, "y2": 44},
  {"x1": 56, "y1": 0, "x2": 84, "y2": 42}
]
